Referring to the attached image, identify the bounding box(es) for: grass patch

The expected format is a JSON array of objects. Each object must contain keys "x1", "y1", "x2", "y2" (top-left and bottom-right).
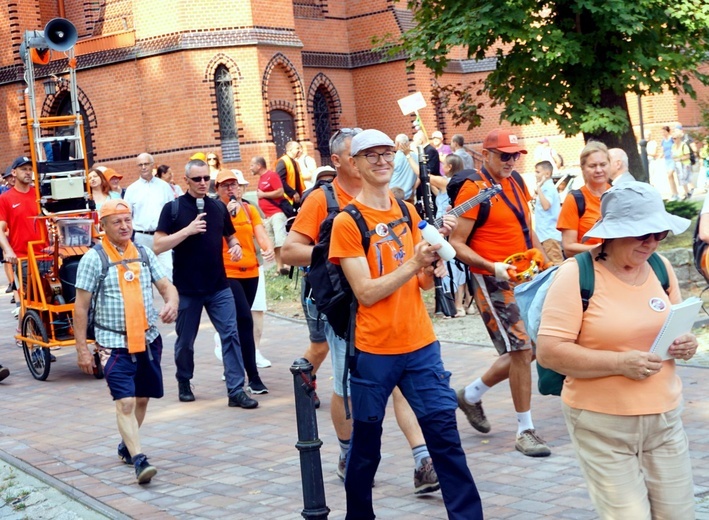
[
  {"x1": 658, "y1": 214, "x2": 697, "y2": 251},
  {"x1": 265, "y1": 265, "x2": 301, "y2": 303}
]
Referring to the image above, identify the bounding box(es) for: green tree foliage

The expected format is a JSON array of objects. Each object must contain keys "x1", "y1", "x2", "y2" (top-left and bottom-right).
[{"x1": 395, "y1": 0, "x2": 709, "y2": 179}]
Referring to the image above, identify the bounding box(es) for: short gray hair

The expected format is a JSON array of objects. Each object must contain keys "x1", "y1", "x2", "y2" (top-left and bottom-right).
[{"x1": 185, "y1": 159, "x2": 207, "y2": 176}]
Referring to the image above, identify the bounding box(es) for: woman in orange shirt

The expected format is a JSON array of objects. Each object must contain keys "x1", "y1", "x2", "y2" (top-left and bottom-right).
[
  {"x1": 538, "y1": 182, "x2": 697, "y2": 519},
  {"x1": 216, "y1": 169, "x2": 274, "y2": 394},
  {"x1": 556, "y1": 141, "x2": 611, "y2": 257}
]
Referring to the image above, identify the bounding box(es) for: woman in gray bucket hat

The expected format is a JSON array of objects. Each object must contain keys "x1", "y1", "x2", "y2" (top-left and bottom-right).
[{"x1": 537, "y1": 181, "x2": 698, "y2": 519}]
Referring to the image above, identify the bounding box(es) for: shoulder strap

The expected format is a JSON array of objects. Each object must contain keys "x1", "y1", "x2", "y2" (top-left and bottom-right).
[
  {"x1": 576, "y1": 251, "x2": 594, "y2": 311},
  {"x1": 647, "y1": 252, "x2": 670, "y2": 293},
  {"x1": 342, "y1": 203, "x2": 372, "y2": 255},
  {"x1": 571, "y1": 189, "x2": 585, "y2": 218},
  {"x1": 170, "y1": 198, "x2": 180, "y2": 223},
  {"x1": 322, "y1": 183, "x2": 339, "y2": 212}
]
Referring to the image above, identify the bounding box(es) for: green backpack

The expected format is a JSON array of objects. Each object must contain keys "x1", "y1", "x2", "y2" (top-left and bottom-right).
[{"x1": 536, "y1": 250, "x2": 669, "y2": 396}]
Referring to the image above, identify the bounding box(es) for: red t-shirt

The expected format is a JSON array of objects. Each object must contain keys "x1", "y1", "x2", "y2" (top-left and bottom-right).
[
  {"x1": 258, "y1": 170, "x2": 284, "y2": 218},
  {"x1": 0, "y1": 187, "x2": 45, "y2": 256}
]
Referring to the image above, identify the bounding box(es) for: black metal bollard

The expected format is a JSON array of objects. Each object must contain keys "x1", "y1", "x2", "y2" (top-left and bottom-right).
[{"x1": 291, "y1": 357, "x2": 330, "y2": 520}]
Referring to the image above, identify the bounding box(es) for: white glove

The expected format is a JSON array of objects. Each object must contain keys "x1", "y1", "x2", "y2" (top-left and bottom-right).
[{"x1": 493, "y1": 262, "x2": 511, "y2": 281}]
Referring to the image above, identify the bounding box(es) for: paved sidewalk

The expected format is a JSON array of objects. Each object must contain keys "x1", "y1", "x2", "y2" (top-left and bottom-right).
[{"x1": 1, "y1": 291, "x2": 709, "y2": 518}]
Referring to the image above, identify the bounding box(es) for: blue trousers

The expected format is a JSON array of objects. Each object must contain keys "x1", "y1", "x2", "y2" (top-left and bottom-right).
[
  {"x1": 345, "y1": 341, "x2": 483, "y2": 520},
  {"x1": 174, "y1": 287, "x2": 245, "y2": 397}
]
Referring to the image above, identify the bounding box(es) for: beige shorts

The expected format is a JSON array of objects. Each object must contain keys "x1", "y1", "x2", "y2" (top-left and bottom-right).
[{"x1": 264, "y1": 212, "x2": 287, "y2": 248}]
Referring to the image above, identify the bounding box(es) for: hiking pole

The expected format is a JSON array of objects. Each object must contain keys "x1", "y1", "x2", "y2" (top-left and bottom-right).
[
  {"x1": 418, "y1": 147, "x2": 457, "y2": 317},
  {"x1": 290, "y1": 357, "x2": 330, "y2": 520}
]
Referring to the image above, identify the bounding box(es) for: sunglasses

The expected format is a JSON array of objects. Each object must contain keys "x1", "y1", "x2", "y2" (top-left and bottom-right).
[
  {"x1": 188, "y1": 175, "x2": 211, "y2": 183},
  {"x1": 488, "y1": 150, "x2": 521, "y2": 162},
  {"x1": 635, "y1": 231, "x2": 669, "y2": 242},
  {"x1": 207, "y1": 157, "x2": 217, "y2": 161}
]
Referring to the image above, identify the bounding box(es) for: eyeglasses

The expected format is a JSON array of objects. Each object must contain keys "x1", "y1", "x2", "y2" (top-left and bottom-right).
[
  {"x1": 354, "y1": 151, "x2": 396, "y2": 164},
  {"x1": 488, "y1": 150, "x2": 521, "y2": 162},
  {"x1": 219, "y1": 182, "x2": 238, "y2": 189},
  {"x1": 635, "y1": 231, "x2": 669, "y2": 242},
  {"x1": 187, "y1": 175, "x2": 211, "y2": 183},
  {"x1": 332, "y1": 128, "x2": 363, "y2": 139},
  {"x1": 137, "y1": 162, "x2": 152, "y2": 168}
]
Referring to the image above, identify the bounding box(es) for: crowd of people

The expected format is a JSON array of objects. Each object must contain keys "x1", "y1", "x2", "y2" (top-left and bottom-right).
[{"x1": 0, "y1": 123, "x2": 705, "y2": 518}]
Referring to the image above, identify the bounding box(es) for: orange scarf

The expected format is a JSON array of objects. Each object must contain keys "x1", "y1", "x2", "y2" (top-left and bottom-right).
[{"x1": 102, "y1": 238, "x2": 148, "y2": 353}]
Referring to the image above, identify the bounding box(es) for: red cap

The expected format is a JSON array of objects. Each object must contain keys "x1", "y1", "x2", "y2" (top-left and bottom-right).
[{"x1": 483, "y1": 129, "x2": 527, "y2": 154}]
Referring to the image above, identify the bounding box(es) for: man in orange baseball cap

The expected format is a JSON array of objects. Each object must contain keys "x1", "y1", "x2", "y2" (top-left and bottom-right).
[{"x1": 449, "y1": 128, "x2": 552, "y2": 458}]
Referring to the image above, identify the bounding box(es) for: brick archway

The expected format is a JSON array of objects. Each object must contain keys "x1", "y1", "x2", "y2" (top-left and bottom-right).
[
  {"x1": 41, "y1": 85, "x2": 97, "y2": 164},
  {"x1": 262, "y1": 53, "x2": 306, "y2": 142},
  {"x1": 307, "y1": 72, "x2": 342, "y2": 128}
]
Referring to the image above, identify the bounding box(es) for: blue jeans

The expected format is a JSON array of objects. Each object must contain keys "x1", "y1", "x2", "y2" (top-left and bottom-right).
[
  {"x1": 174, "y1": 287, "x2": 245, "y2": 397},
  {"x1": 345, "y1": 341, "x2": 483, "y2": 520}
]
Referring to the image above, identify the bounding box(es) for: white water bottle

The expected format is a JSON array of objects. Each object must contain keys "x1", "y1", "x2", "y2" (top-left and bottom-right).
[{"x1": 418, "y1": 221, "x2": 456, "y2": 261}]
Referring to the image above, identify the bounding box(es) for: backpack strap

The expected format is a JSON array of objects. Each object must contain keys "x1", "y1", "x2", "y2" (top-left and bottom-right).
[
  {"x1": 576, "y1": 251, "x2": 594, "y2": 311},
  {"x1": 321, "y1": 183, "x2": 340, "y2": 213},
  {"x1": 170, "y1": 198, "x2": 180, "y2": 223},
  {"x1": 570, "y1": 189, "x2": 585, "y2": 219},
  {"x1": 647, "y1": 252, "x2": 669, "y2": 293}
]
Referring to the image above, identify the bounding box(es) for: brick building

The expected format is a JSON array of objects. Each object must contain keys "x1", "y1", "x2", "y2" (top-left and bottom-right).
[{"x1": 0, "y1": 0, "x2": 706, "y2": 186}]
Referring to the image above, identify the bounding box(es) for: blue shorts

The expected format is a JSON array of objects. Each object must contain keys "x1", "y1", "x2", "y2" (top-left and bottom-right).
[
  {"x1": 104, "y1": 336, "x2": 164, "y2": 401},
  {"x1": 301, "y1": 279, "x2": 327, "y2": 343}
]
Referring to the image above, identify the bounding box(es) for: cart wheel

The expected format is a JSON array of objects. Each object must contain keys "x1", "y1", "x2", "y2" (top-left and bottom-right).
[
  {"x1": 22, "y1": 310, "x2": 51, "y2": 381},
  {"x1": 93, "y1": 351, "x2": 104, "y2": 379}
]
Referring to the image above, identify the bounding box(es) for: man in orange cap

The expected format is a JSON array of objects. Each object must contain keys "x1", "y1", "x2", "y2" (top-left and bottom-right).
[
  {"x1": 449, "y1": 128, "x2": 552, "y2": 457},
  {"x1": 74, "y1": 199, "x2": 178, "y2": 485}
]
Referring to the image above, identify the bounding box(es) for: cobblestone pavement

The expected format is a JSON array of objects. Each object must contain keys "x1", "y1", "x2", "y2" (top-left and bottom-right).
[{"x1": 0, "y1": 287, "x2": 708, "y2": 518}]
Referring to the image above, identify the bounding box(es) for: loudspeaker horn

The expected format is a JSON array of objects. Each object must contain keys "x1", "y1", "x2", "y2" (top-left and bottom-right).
[{"x1": 44, "y1": 18, "x2": 77, "y2": 52}]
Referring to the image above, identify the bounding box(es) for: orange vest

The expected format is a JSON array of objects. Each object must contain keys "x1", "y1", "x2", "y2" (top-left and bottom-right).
[{"x1": 276, "y1": 155, "x2": 304, "y2": 203}]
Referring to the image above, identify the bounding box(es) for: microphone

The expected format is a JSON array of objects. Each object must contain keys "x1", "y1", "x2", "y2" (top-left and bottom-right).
[
  {"x1": 229, "y1": 195, "x2": 237, "y2": 217},
  {"x1": 196, "y1": 197, "x2": 205, "y2": 233}
]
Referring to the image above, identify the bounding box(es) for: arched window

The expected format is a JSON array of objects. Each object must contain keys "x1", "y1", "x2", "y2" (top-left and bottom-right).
[
  {"x1": 270, "y1": 110, "x2": 295, "y2": 157},
  {"x1": 215, "y1": 65, "x2": 241, "y2": 161},
  {"x1": 312, "y1": 87, "x2": 332, "y2": 166}
]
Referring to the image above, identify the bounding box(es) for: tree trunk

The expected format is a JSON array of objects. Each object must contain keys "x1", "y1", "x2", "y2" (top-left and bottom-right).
[{"x1": 582, "y1": 89, "x2": 647, "y2": 182}]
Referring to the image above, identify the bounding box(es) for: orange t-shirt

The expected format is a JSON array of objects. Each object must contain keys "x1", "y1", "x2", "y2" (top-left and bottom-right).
[
  {"x1": 328, "y1": 195, "x2": 437, "y2": 355},
  {"x1": 455, "y1": 172, "x2": 533, "y2": 274},
  {"x1": 223, "y1": 202, "x2": 262, "y2": 279},
  {"x1": 556, "y1": 185, "x2": 607, "y2": 246},
  {"x1": 538, "y1": 255, "x2": 683, "y2": 415},
  {"x1": 290, "y1": 178, "x2": 355, "y2": 243}
]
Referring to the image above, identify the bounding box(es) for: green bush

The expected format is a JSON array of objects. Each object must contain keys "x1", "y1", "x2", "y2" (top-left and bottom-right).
[{"x1": 664, "y1": 200, "x2": 700, "y2": 220}]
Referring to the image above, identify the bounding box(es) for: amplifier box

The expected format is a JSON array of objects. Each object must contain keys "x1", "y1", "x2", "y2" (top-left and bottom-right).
[{"x1": 50, "y1": 177, "x2": 85, "y2": 200}]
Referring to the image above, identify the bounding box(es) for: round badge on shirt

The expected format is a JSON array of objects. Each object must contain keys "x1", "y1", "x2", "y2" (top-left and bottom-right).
[
  {"x1": 649, "y1": 298, "x2": 666, "y2": 312},
  {"x1": 375, "y1": 223, "x2": 389, "y2": 237},
  {"x1": 124, "y1": 271, "x2": 135, "y2": 282}
]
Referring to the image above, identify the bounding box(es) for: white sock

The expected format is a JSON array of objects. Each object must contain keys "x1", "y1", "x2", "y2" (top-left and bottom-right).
[
  {"x1": 516, "y1": 411, "x2": 534, "y2": 435},
  {"x1": 464, "y1": 378, "x2": 490, "y2": 404}
]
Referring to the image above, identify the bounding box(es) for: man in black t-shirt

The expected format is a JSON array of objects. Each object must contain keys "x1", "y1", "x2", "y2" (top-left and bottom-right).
[{"x1": 154, "y1": 159, "x2": 258, "y2": 409}]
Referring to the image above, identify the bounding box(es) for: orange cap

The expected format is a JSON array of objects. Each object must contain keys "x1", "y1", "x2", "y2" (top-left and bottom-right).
[
  {"x1": 100, "y1": 167, "x2": 123, "y2": 181},
  {"x1": 99, "y1": 199, "x2": 131, "y2": 220}
]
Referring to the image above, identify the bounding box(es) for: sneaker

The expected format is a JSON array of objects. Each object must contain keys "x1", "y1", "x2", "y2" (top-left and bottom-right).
[
  {"x1": 11, "y1": 307, "x2": 19, "y2": 317},
  {"x1": 221, "y1": 374, "x2": 225, "y2": 381},
  {"x1": 5, "y1": 284, "x2": 12, "y2": 293},
  {"x1": 133, "y1": 453, "x2": 157, "y2": 484},
  {"x1": 456, "y1": 389, "x2": 491, "y2": 433},
  {"x1": 413, "y1": 457, "x2": 440, "y2": 495},
  {"x1": 247, "y1": 376, "x2": 269, "y2": 394},
  {"x1": 255, "y1": 349, "x2": 271, "y2": 368},
  {"x1": 117, "y1": 441, "x2": 132, "y2": 465},
  {"x1": 0, "y1": 365, "x2": 9, "y2": 383},
  {"x1": 178, "y1": 380, "x2": 195, "y2": 402},
  {"x1": 228, "y1": 390, "x2": 258, "y2": 409},
  {"x1": 515, "y1": 429, "x2": 551, "y2": 457},
  {"x1": 336, "y1": 457, "x2": 346, "y2": 481},
  {"x1": 10, "y1": 296, "x2": 15, "y2": 304}
]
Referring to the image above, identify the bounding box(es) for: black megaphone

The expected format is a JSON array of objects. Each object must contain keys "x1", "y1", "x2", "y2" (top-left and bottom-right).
[{"x1": 44, "y1": 18, "x2": 77, "y2": 52}]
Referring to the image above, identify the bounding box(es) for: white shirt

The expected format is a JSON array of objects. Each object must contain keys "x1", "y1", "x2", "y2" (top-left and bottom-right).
[{"x1": 124, "y1": 176, "x2": 175, "y2": 232}]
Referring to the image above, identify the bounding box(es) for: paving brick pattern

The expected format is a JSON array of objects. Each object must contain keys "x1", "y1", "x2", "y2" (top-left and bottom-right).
[{"x1": 0, "y1": 295, "x2": 708, "y2": 519}]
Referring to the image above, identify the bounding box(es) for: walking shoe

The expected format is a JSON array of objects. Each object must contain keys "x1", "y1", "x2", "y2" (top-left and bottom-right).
[
  {"x1": 10, "y1": 296, "x2": 15, "y2": 304},
  {"x1": 228, "y1": 390, "x2": 258, "y2": 409},
  {"x1": 336, "y1": 457, "x2": 346, "y2": 481},
  {"x1": 515, "y1": 429, "x2": 551, "y2": 457},
  {"x1": 5, "y1": 284, "x2": 12, "y2": 293},
  {"x1": 247, "y1": 376, "x2": 269, "y2": 394},
  {"x1": 255, "y1": 349, "x2": 271, "y2": 368},
  {"x1": 456, "y1": 389, "x2": 491, "y2": 433},
  {"x1": 117, "y1": 441, "x2": 132, "y2": 465},
  {"x1": 0, "y1": 365, "x2": 9, "y2": 383},
  {"x1": 413, "y1": 457, "x2": 441, "y2": 495},
  {"x1": 133, "y1": 453, "x2": 157, "y2": 484},
  {"x1": 178, "y1": 380, "x2": 195, "y2": 402}
]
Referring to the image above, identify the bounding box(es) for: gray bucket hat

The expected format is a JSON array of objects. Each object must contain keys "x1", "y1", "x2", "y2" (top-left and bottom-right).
[{"x1": 583, "y1": 181, "x2": 690, "y2": 241}]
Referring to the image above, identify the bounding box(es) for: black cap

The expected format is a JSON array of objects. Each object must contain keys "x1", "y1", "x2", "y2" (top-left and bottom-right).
[
  {"x1": 2, "y1": 166, "x2": 12, "y2": 179},
  {"x1": 10, "y1": 156, "x2": 31, "y2": 169}
]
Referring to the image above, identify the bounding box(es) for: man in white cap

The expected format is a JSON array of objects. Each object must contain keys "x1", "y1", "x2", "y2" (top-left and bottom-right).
[
  {"x1": 282, "y1": 129, "x2": 442, "y2": 496},
  {"x1": 431, "y1": 130, "x2": 451, "y2": 175},
  {"x1": 328, "y1": 129, "x2": 483, "y2": 519}
]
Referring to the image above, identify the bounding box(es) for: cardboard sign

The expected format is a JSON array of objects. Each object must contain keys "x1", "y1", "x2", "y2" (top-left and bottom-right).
[{"x1": 397, "y1": 92, "x2": 426, "y2": 116}]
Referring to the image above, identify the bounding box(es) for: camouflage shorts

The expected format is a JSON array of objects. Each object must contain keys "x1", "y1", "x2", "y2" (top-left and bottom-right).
[{"x1": 472, "y1": 273, "x2": 532, "y2": 355}]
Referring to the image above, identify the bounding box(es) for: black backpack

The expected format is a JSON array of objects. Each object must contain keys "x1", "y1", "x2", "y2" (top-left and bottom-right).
[
  {"x1": 569, "y1": 189, "x2": 586, "y2": 218},
  {"x1": 307, "y1": 184, "x2": 413, "y2": 340},
  {"x1": 285, "y1": 177, "x2": 335, "y2": 234},
  {"x1": 693, "y1": 207, "x2": 709, "y2": 283}
]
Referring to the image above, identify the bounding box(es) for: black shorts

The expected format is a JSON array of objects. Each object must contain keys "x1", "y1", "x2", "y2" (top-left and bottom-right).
[{"x1": 104, "y1": 336, "x2": 164, "y2": 400}]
